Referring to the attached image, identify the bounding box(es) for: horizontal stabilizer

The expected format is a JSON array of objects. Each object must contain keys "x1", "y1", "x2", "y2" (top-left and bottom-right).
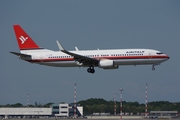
[{"x1": 10, "y1": 52, "x2": 31, "y2": 57}]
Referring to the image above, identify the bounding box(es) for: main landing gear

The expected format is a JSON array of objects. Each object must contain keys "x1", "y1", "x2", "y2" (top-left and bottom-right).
[{"x1": 87, "y1": 66, "x2": 95, "y2": 74}]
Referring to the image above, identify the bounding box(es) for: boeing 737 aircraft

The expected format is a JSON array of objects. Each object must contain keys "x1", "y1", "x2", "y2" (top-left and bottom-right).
[{"x1": 10, "y1": 25, "x2": 169, "y2": 73}]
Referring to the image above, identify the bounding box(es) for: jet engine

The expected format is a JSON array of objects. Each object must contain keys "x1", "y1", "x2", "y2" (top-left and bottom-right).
[{"x1": 98, "y1": 60, "x2": 118, "y2": 69}]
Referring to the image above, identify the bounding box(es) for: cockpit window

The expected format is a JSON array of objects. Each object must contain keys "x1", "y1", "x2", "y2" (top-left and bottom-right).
[{"x1": 156, "y1": 52, "x2": 163, "y2": 55}]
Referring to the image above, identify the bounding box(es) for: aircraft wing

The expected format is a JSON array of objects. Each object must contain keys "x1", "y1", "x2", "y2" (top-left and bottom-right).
[
  {"x1": 64, "y1": 50, "x2": 99, "y2": 66},
  {"x1": 56, "y1": 41, "x2": 99, "y2": 66}
]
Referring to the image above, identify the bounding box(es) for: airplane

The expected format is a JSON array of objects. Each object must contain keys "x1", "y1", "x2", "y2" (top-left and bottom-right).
[{"x1": 10, "y1": 25, "x2": 170, "y2": 74}]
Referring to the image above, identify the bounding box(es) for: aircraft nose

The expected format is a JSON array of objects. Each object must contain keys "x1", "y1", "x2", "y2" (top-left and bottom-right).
[{"x1": 165, "y1": 54, "x2": 170, "y2": 59}]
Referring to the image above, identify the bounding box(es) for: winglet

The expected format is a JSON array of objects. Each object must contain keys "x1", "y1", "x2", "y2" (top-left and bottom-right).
[
  {"x1": 56, "y1": 41, "x2": 65, "y2": 51},
  {"x1": 75, "y1": 47, "x2": 79, "y2": 51}
]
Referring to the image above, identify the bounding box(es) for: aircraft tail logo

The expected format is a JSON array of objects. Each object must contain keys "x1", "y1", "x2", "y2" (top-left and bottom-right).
[{"x1": 19, "y1": 36, "x2": 28, "y2": 44}]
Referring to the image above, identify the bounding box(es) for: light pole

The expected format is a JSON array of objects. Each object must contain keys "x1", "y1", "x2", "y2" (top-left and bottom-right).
[
  {"x1": 27, "y1": 93, "x2": 29, "y2": 107},
  {"x1": 120, "y1": 88, "x2": 123, "y2": 120},
  {"x1": 74, "y1": 83, "x2": 77, "y2": 118},
  {"x1": 114, "y1": 93, "x2": 116, "y2": 115},
  {"x1": 145, "y1": 83, "x2": 148, "y2": 118}
]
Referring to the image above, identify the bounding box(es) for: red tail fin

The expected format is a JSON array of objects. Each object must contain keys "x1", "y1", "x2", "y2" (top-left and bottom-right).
[{"x1": 13, "y1": 25, "x2": 40, "y2": 50}]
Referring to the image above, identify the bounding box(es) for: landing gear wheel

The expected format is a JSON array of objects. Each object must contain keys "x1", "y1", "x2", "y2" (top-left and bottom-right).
[
  {"x1": 152, "y1": 65, "x2": 155, "y2": 71},
  {"x1": 87, "y1": 66, "x2": 95, "y2": 74},
  {"x1": 87, "y1": 68, "x2": 91, "y2": 73},
  {"x1": 91, "y1": 69, "x2": 95, "y2": 73}
]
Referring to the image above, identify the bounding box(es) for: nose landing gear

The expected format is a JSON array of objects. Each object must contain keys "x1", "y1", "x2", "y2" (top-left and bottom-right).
[
  {"x1": 87, "y1": 66, "x2": 95, "y2": 73},
  {"x1": 152, "y1": 65, "x2": 155, "y2": 71}
]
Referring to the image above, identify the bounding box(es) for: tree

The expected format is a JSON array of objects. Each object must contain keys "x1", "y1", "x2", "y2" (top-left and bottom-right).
[
  {"x1": 13, "y1": 103, "x2": 23, "y2": 107},
  {"x1": 43, "y1": 102, "x2": 54, "y2": 107}
]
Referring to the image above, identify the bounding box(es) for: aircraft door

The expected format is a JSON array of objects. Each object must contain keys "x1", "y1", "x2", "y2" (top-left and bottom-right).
[
  {"x1": 148, "y1": 53, "x2": 152, "y2": 58},
  {"x1": 39, "y1": 54, "x2": 44, "y2": 62}
]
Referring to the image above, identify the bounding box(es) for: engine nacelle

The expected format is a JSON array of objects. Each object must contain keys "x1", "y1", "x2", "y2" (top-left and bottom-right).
[{"x1": 98, "y1": 60, "x2": 118, "y2": 69}]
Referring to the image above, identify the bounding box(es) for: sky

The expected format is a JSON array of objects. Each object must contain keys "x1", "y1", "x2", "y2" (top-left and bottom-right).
[{"x1": 1, "y1": 0, "x2": 180, "y2": 105}]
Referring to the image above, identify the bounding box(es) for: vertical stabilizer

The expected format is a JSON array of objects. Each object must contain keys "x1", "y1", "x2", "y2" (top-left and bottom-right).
[{"x1": 13, "y1": 25, "x2": 40, "y2": 50}]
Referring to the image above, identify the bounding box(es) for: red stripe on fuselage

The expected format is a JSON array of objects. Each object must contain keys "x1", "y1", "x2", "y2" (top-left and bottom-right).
[{"x1": 27, "y1": 55, "x2": 169, "y2": 63}]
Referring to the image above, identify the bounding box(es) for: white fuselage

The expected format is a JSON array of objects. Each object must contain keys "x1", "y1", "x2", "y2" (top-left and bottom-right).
[
  {"x1": 20, "y1": 48, "x2": 169, "y2": 68},
  {"x1": 11, "y1": 25, "x2": 170, "y2": 73}
]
